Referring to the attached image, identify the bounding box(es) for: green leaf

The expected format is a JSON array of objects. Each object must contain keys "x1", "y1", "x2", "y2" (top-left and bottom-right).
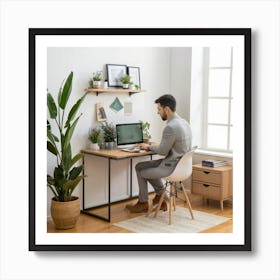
[
  {"x1": 47, "y1": 121, "x2": 59, "y2": 143},
  {"x1": 47, "y1": 120, "x2": 51, "y2": 131},
  {"x1": 58, "y1": 72, "x2": 73, "y2": 109},
  {"x1": 69, "y1": 153, "x2": 84, "y2": 169},
  {"x1": 63, "y1": 143, "x2": 72, "y2": 173},
  {"x1": 47, "y1": 141, "x2": 57, "y2": 156},
  {"x1": 63, "y1": 115, "x2": 80, "y2": 152},
  {"x1": 64, "y1": 176, "x2": 83, "y2": 199},
  {"x1": 47, "y1": 184, "x2": 58, "y2": 199},
  {"x1": 54, "y1": 165, "x2": 66, "y2": 188},
  {"x1": 47, "y1": 93, "x2": 57, "y2": 119},
  {"x1": 52, "y1": 133, "x2": 59, "y2": 142},
  {"x1": 65, "y1": 93, "x2": 87, "y2": 128},
  {"x1": 69, "y1": 165, "x2": 83, "y2": 180},
  {"x1": 47, "y1": 174, "x2": 55, "y2": 186}
]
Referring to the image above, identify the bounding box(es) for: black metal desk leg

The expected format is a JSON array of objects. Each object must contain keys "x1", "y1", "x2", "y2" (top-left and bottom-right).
[
  {"x1": 108, "y1": 158, "x2": 111, "y2": 222},
  {"x1": 82, "y1": 157, "x2": 85, "y2": 211},
  {"x1": 130, "y1": 158, "x2": 133, "y2": 198}
]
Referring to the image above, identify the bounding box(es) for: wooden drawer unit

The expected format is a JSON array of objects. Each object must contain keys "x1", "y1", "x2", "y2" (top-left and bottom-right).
[{"x1": 191, "y1": 164, "x2": 233, "y2": 211}]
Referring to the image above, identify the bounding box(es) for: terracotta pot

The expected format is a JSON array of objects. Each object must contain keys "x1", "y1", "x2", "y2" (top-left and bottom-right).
[{"x1": 51, "y1": 196, "x2": 80, "y2": 230}]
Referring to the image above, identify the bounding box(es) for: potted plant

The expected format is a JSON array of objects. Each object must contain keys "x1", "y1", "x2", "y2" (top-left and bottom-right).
[
  {"x1": 88, "y1": 127, "x2": 101, "y2": 150},
  {"x1": 140, "y1": 120, "x2": 151, "y2": 143},
  {"x1": 89, "y1": 71, "x2": 103, "y2": 88},
  {"x1": 47, "y1": 71, "x2": 87, "y2": 229},
  {"x1": 101, "y1": 122, "x2": 116, "y2": 149},
  {"x1": 120, "y1": 74, "x2": 131, "y2": 89}
]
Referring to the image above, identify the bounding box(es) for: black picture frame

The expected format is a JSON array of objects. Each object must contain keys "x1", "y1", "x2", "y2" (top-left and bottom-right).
[
  {"x1": 106, "y1": 63, "x2": 127, "y2": 87},
  {"x1": 29, "y1": 28, "x2": 251, "y2": 251},
  {"x1": 128, "y1": 66, "x2": 141, "y2": 89}
]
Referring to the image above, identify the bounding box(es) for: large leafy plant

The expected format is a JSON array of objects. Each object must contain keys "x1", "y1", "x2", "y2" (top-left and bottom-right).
[
  {"x1": 101, "y1": 122, "x2": 116, "y2": 142},
  {"x1": 47, "y1": 72, "x2": 87, "y2": 202}
]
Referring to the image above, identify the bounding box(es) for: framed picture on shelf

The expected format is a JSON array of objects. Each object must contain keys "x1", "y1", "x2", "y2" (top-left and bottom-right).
[
  {"x1": 106, "y1": 64, "x2": 127, "y2": 87},
  {"x1": 128, "y1": 66, "x2": 141, "y2": 89}
]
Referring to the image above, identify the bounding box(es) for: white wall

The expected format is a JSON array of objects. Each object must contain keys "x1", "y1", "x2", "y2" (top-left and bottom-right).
[{"x1": 170, "y1": 47, "x2": 192, "y2": 121}]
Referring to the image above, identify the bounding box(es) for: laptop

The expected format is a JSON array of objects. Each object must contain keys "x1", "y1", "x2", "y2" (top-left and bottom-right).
[{"x1": 116, "y1": 123, "x2": 143, "y2": 152}]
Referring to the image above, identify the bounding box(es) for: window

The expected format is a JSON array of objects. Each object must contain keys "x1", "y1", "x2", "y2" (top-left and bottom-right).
[{"x1": 204, "y1": 47, "x2": 233, "y2": 153}]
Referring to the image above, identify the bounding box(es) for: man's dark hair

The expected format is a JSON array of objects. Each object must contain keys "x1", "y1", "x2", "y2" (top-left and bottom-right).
[{"x1": 154, "y1": 94, "x2": 176, "y2": 112}]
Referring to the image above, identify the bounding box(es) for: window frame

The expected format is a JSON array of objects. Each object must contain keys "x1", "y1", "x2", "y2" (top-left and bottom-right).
[{"x1": 203, "y1": 47, "x2": 234, "y2": 153}]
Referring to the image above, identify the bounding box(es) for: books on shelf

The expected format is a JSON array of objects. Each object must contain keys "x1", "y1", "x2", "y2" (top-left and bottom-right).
[{"x1": 202, "y1": 159, "x2": 228, "y2": 168}]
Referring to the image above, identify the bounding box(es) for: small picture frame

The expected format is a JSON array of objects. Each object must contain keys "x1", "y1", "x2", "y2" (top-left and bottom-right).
[
  {"x1": 96, "y1": 102, "x2": 107, "y2": 122},
  {"x1": 106, "y1": 64, "x2": 127, "y2": 87},
  {"x1": 128, "y1": 66, "x2": 141, "y2": 89},
  {"x1": 124, "y1": 101, "x2": 133, "y2": 115}
]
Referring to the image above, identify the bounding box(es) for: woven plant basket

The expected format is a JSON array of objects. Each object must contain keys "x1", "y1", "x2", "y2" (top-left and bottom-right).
[{"x1": 51, "y1": 196, "x2": 80, "y2": 230}]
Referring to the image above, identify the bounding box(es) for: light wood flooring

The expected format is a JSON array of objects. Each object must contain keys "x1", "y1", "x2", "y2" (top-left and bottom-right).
[{"x1": 47, "y1": 193, "x2": 233, "y2": 233}]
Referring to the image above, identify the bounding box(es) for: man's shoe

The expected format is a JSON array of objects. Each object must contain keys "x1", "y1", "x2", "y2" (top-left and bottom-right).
[
  {"x1": 152, "y1": 194, "x2": 161, "y2": 205},
  {"x1": 159, "y1": 201, "x2": 168, "y2": 211},
  {"x1": 153, "y1": 194, "x2": 168, "y2": 211},
  {"x1": 126, "y1": 201, "x2": 149, "y2": 213},
  {"x1": 152, "y1": 195, "x2": 168, "y2": 212}
]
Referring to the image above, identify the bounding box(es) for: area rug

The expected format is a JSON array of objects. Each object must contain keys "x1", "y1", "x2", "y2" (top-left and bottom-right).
[{"x1": 113, "y1": 207, "x2": 230, "y2": 233}]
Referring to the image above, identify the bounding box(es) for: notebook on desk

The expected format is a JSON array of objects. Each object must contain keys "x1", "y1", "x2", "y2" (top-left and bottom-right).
[{"x1": 116, "y1": 123, "x2": 144, "y2": 152}]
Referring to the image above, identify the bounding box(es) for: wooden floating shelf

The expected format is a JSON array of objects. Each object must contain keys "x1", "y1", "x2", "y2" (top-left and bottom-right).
[{"x1": 85, "y1": 88, "x2": 145, "y2": 96}]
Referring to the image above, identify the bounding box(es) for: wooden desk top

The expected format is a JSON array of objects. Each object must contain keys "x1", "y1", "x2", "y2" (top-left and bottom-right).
[{"x1": 81, "y1": 148, "x2": 155, "y2": 159}]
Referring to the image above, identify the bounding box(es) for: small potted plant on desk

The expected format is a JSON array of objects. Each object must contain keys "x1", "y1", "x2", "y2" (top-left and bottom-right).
[
  {"x1": 47, "y1": 71, "x2": 87, "y2": 230},
  {"x1": 89, "y1": 71, "x2": 103, "y2": 88},
  {"x1": 120, "y1": 74, "x2": 131, "y2": 89},
  {"x1": 88, "y1": 127, "x2": 101, "y2": 150},
  {"x1": 140, "y1": 120, "x2": 151, "y2": 143},
  {"x1": 101, "y1": 122, "x2": 116, "y2": 150}
]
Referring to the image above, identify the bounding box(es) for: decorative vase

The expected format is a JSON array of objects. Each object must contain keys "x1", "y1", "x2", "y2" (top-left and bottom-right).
[
  {"x1": 93, "y1": 81, "x2": 102, "y2": 88},
  {"x1": 122, "y1": 84, "x2": 129, "y2": 89},
  {"x1": 51, "y1": 196, "x2": 80, "y2": 230},
  {"x1": 105, "y1": 142, "x2": 115, "y2": 150},
  {"x1": 90, "y1": 143, "x2": 100, "y2": 150}
]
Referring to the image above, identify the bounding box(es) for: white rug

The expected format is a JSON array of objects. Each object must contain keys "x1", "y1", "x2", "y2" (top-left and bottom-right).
[{"x1": 113, "y1": 207, "x2": 230, "y2": 233}]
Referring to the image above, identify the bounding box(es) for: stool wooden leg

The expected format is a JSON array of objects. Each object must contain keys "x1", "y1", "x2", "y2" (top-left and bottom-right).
[
  {"x1": 146, "y1": 199, "x2": 152, "y2": 217},
  {"x1": 169, "y1": 194, "x2": 173, "y2": 225},
  {"x1": 180, "y1": 182, "x2": 194, "y2": 219},
  {"x1": 172, "y1": 183, "x2": 176, "y2": 211},
  {"x1": 220, "y1": 200, "x2": 224, "y2": 211},
  {"x1": 154, "y1": 190, "x2": 166, "y2": 218}
]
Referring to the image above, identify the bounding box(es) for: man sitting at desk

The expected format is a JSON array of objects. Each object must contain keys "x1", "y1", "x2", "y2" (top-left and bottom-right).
[{"x1": 126, "y1": 94, "x2": 192, "y2": 213}]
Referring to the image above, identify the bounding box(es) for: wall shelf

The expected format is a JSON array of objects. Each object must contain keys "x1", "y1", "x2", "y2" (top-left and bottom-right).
[{"x1": 85, "y1": 88, "x2": 145, "y2": 96}]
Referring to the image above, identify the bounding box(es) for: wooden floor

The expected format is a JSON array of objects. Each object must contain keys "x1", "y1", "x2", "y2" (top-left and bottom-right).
[{"x1": 47, "y1": 193, "x2": 232, "y2": 233}]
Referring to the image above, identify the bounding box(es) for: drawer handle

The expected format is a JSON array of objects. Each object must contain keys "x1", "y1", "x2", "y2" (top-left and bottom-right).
[
  {"x1": 203, "y1": 171, "x2": 210, "y2": 174},
  {"x1": 203, "y1": 184, "x2": 210, "y2": 187}
]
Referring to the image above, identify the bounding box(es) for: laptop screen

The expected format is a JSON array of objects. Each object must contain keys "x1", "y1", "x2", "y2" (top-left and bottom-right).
[{"x1": 116, "y1": 123, "x2": 143, "y2": 146}]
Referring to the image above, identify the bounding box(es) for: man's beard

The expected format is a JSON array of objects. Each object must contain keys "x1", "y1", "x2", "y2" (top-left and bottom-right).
[{"x1": 161, "y1": 112, "x2": 167, "y2": 121}]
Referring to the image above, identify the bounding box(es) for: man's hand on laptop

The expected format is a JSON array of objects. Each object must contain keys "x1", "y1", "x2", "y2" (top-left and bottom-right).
[{"x1": 138, "y1": 143, "x2": 150, "y2": 151}]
